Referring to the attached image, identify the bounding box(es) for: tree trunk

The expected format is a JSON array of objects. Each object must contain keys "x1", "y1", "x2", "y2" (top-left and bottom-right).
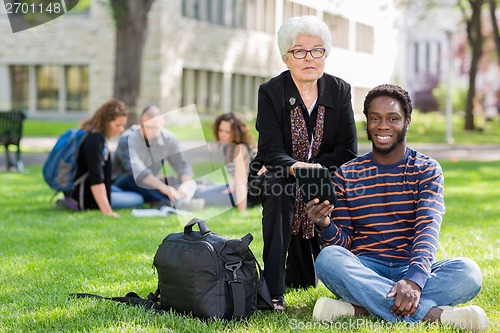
[
  {"x1": 464, "y1": 0, "x2": 485, "y2": 131},
  {"x1": 112, "y1": 0, "x2": 155, "y2": 126},
  {"x1": 488, "y1": 0, "x2": 500, "y2": 63}
]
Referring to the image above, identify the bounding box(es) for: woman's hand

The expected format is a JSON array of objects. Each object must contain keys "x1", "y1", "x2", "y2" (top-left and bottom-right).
[
  {"x1": 305, "y1": 198, "x2": 334, "y2": 229},
  {"x1": 289, "y1": 161, "x2": 322, "y2": 177},
  {"x1": 104, "y1": 211, "x2": 119, "y2": 218},
  {"x1": 91, "y1": 183, "x2": 118, "y2": 218},
  {"x1": 257, "y1": 165, "x2": 268, "y2": 176}
]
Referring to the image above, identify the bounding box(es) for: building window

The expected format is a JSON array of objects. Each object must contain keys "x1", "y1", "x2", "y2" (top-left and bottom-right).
[
  {"x1": 182, "y1": 68, "x2": 267, "y2": 114},
  {"x1": 437, "y1": 41, "x2": 442, "y2": 74},
  {"x1": 182, "y1": 0, "x2": 247, "y2": 29},
  {"x1": 36, "y1": 65, "x2": 60, "y2": 112},
  {"x1": 355, "y1": 22, "x2": 374, "y2": 54},
  {"x1": 182, "y1": 0, "x2": 201, "y2": 20},
  {"x1": 181, "y1": 0, "x2": 277, "y2": 32},
  {"x1": 245, "y1": 0, "x2": 275, "y2": 33},
  {"x1": 425, "y1": 41, "x2": 431, "y2": 73},
  {"x1": 283, "y1": 0, "x2": 315, "y2": 22},
  {"x1": 414, "y1": 42, "x2": 420, "y2": 74},
  {"x1": 216, "y1": 0, "x2": 224, "y2": 25},
  {"x1": 7, "y1": 64, "x2": 89, "y2": 113},
  {"x1": 9, "y1": 65, "x2": 29, "y2": 110},
  {"x1": 232, "y1": 0, "x2": 245, "y2": 28},
  {"x1": 324, "y1": 13, "x2": 349, "y2": 49},
  {"x1": 66, "y1": 66, "x2": 89, "y2": 112}
]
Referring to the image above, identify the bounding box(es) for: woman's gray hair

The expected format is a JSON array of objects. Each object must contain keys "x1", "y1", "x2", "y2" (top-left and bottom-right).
[{"x1": 277, "y1": 15, "x2": 332, "y2": 58}]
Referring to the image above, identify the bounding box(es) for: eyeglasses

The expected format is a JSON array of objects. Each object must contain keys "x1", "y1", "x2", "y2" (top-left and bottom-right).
[{"x1": 288, "y1": 48, "x2": 326, "y2": 59}]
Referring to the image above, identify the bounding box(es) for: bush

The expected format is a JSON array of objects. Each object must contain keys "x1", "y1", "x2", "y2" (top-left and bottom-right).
[
  {"x1": 433, "y1": 83, "x2": 467, "y2": 114},
  {"x1": 412, "y1": 74, "x2": 440, "y2": 113}
]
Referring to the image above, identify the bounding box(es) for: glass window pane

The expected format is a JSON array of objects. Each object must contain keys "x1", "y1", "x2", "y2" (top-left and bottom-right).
[
  {"x1": 9, "y1": 65, "x2": 29, "y2": 110},
  {"x1": 65, "y1": 65, "x2": 89, "y2": 112},
  {"x1": 36, "y1": 65, "x2": 59, "y2": 111},
  {"x1": 355, "y1": 22, "x2": 374, "y2": 54},
  {"x1": 324, "y1": 13, "x2": 349, "y2": 50}
]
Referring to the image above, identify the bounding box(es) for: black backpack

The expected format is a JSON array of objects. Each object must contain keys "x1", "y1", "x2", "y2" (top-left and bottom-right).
[{"x1": 72, "y1": 218, "x2": 272, "y2": 319}]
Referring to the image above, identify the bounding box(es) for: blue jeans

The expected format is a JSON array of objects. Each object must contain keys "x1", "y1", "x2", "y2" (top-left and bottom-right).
[
  {"x1": 195, "y1": 184, "x2": 234, "y2": 207},
  {"x1": 110, "y1": 185, "x2": 144, "y2": 209},
  {"x1": 315, "y1": 245, "x2": 482, "y2": 322},
  {"x1": 113, "y1": 175, "x2": 168, "y2": 203}
]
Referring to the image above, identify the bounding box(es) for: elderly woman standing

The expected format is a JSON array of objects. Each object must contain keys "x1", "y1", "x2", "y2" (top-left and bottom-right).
[{"x1": 249, "y1": 15, "x2": 357, "y2": 310}]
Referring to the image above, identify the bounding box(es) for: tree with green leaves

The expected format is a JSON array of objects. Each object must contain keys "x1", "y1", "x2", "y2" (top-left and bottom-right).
[{"x1": 400, "y1": 0, "x2": 488, "y2": 130}]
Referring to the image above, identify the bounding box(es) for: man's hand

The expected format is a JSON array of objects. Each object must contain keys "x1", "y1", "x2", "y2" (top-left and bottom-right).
[
  {"x1": 177, "y1": 179, "x2": 196, "y2": 199},
  {"x1": 305, "y1": 198, "x2": 334, "y2": 229},
  {"x1": 159, "y1": 185, "x2": 180, "y2": 201},
  {"x1": 386, "y1": 279, "x2": 421, "y2": 318}
]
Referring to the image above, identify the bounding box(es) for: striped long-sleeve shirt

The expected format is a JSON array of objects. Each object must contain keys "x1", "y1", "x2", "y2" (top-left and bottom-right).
[{"x1": 318, "y1": 147, "x2": 445, "y2": 288}]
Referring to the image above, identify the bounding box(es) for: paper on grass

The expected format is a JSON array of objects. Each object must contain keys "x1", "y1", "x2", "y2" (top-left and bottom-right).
[{"x1": 131, "y1": 205, "x2": 192, "y2": 217}]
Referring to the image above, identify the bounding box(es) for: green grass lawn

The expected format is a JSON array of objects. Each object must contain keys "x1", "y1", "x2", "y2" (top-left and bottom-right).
[
  {"x1": 355, "y1": 112, "x2": 500, "y2": 145},
  {"x1": 0, "y1": 161, "x2": 499, "y2": 332},
  {"x1": 19, "y1": 112, "x2": 500, "y2": 145},
  {"x1": 23, "y1": 120, "x2": 81, "y2": 137}
]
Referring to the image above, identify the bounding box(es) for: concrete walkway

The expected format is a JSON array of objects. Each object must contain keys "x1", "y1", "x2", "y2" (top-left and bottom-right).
[{"x1": 1, "y1": 137, "x2": 499, "y2": 171}]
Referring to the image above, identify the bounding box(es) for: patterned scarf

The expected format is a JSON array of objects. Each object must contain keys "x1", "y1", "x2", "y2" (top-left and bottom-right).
[{"x1": 291, "y1": 104, "x2": 325, "y2": 239}]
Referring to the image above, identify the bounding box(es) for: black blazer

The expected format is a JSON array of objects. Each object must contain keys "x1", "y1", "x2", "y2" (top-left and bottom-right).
[{"x1": 254, "y1": 70, "x2": 357, "y2": 173}]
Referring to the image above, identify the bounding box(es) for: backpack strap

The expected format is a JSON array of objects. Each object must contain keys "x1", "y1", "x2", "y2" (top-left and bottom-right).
[
  {"x1": 70, "y1": 290, "x2": 164, "y2": 313},
  {"x1": 225, "y1": 261, "x2": 246, "y2": 318},
  {"x1": 71, "y1": 262, "x2": 253, "y2": 319},
  {"x1": 228, "y1": 280, "x2": 245, "y2": 318},
  {"x1": 256, "y1": 263, "x2": 274, "y2": 310},
  {"x1": 76, "y1": 173, "x2": 89, "y2": 210},
  {"x1": 50, "y1": 172, "x2": 89, "y2": 210}
]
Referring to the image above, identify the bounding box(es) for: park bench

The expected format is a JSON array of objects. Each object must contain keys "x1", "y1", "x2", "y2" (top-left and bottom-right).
[{"x1": 0, "y1": 110, "x2": 26, "y2": 171}]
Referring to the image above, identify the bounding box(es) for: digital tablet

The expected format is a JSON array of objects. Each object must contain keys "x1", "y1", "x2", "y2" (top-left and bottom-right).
[{"x1": 295, "y1": 167, "x2": 337, "y2": 205}]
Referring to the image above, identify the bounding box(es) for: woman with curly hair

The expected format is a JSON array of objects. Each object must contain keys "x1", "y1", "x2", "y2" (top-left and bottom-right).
[
  {"x1": 67, "y1": 98, "x2": 143, "y2": 217},
  {"x1": 196, "y1": 112, "x2": 256, "y2": 211}
]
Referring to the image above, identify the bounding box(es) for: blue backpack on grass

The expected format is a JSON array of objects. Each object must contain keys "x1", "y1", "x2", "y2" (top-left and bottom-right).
[{"x1": 43, "y1": 129, "x2": 89, "y2": 195}]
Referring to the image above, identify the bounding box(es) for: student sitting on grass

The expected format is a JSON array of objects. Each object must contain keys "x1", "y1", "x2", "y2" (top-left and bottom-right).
[
  {"x1": 195, "y1": 112, "x2": 257, "y2": 212},
  {"x1": 66, "y1": 99, "x2": 144, "y2": 217},
  {"x1": 306, "y1": 84, "x2": 488, "y2": 332},
  {"x1": 112, "y1": 105, "x2": 203, "y2": 211}
]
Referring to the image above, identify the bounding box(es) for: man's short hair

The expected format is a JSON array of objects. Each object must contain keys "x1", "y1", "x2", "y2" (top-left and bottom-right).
[
  {"x1": 141, "y1": 105, "x2": 160, "y2": 119},
  {"x1": 363, "y1": 84, "x2": 413, "y2": 120}
]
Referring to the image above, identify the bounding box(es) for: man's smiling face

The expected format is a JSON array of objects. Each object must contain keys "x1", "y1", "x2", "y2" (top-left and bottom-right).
[{"x1": 366, "y1": 96, "x2": 410, "y2": 158}]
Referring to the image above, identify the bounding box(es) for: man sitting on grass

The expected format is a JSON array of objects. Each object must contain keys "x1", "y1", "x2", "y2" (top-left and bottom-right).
[
  {"x1": 113, "y1": 105, "x2": 204, "y2": 211},
  {"x1": 306, "y1": 84, "x2": 488, "y2": 332}
]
